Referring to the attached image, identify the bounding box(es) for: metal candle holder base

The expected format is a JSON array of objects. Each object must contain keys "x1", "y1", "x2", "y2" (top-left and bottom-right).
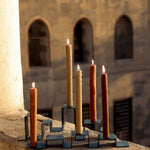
[
  {"x1": 88, "y1": 135, "x2": 99, "y2": 148},
  {"x1": 41, "y1": 119, "x2": 52, "y2": 138},
  {"x1": 26, "y1": 142, "x2": 46, "y2": 149},
  {"x1": 24, "y1": 113, "x2": 43, "y2": 141},
  {"x1": 46, "y1": 133, "x2": 72, "y2": 148},
  {"x1": 46, "y1": 134, "x2": 64, "y2": 147},
  {"x1": 71, "y1": 130, "x2": 89, "y2": 140},
  {"x1": 88, "y1": 133, "x2": 116, "y2": 148},
  {"x1": 98, "y1": 133, "x2": 129, "y2": 147},
  {"x1": 23, "y1": 107, "x2": 129, "y2": 148},
  {"x1": 83, "y1": 119, "x2": 102, "y2": 132},
  {"x1": 62, "y1": 104, "x2": 76, "y2": 129},
  {"x1": 63, "y1": 135, "x2": 72, "y2": 148}
]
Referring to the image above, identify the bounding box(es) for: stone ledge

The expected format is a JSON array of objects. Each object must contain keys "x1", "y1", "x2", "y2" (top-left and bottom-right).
[{"x1": 0, "y1": 110, "x2": 149, "y2": 150}]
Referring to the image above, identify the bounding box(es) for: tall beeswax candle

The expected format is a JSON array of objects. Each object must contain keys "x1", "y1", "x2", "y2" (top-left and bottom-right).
[
  {"x1": 76, "y1": 65, "x2": 82, "y2": 134},
  {"x1": 66, "y1": 38, "x2": 73, "y2": 107}
]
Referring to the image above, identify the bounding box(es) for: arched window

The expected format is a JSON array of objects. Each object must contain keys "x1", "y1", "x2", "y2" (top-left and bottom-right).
[
  {"x1": 74, "y1": 18, "x2": 93, "y2": 63},
  {"x1": 115, "y1": 15, "x2": 133, "y2": 60},
  {"x1": 29, "y1": 19, "x2": 50, "y2": 66}
]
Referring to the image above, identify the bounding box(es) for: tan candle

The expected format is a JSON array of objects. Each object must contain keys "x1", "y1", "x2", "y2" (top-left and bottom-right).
[
  {"x1": 76, "y1": 65, "x2": 82, "y2": 134},
  {"x1": 101, "y1": 65, "x2": 109, "y2": 138},
  {"x1": 90, "y1": 59, "x2": 97, "y2": 122},
  {"x1": 30, "y1": 82, "x2": 37, "y2": 147},
  {"x1": 66, "y1": 38, "x2": 73, "y2": 107}
]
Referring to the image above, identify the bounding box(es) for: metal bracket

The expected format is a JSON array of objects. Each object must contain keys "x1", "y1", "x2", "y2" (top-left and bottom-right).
[
  {"x1": 98, "y1": 133, "x2": 117, "y2": 140},
  {"x1": 63, "y1": 142, "x2": 72, "y2": 148},
  {"x1": 24, "y1": 113, "x2": 43, "y2": 141},
  {"x1": 63, "y1": 132, "x2": 72, "y2": 148},
  {"x1": 41, "y1": 120, "x2": 52, "y2": 139},
  {"x1": 46, "y1": 134, "x2": 64, "y2": 147},
  {"x1": 83, "y1": 119, "x2": 102, "y2": 132},
  {"x1": 26, "y1": 142, "x2": 46, "y2": 149},
  {"x1": 88, "y1": 134, "x2": 99, "y2": 148},
  {"x1": 98, "y1": 133, "x2": 129, "y2": 147},
  {"x1": 50, "y1": 127, "x2": 63, "y2": 132},
  {"x1": 62, "y1": 104, "x2": 76, "y2": 129},
  {"x1": 116, "y1": 141, "x2": 129, "y2": 147},
  {"x1": 24, "y1": 113, "x2": 30, "y2": 140},
  {"x1": 71, "y1": 130, "x2": 89, "y2": 140}
]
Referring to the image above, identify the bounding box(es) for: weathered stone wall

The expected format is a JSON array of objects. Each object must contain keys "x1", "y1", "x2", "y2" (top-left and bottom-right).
[{"x1": 19, "y1": 0, "x2": 150, "y2": 146}]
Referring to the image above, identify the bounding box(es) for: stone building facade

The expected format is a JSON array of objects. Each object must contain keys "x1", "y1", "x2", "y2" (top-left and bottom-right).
[{"x1": 19, "y1": 0, "x2": 150, "y2": 146}]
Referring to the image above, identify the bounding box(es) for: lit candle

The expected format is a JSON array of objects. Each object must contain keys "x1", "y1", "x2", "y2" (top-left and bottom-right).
[
  {"x1": 90, "y1": 59, "x2": 97, "y2": 122},
  {"x1": 66, "y1": 38, "x2": 73, "y2": 107},
  {"x1": 76, "y1": 65, "x2": 82, "y2": 134},
  {"x1": 30, "y1": 82, "x2": 37, "y2": 147},
  {"x1": 101, "y1": 65, "x2": 109, "y2": 138}
]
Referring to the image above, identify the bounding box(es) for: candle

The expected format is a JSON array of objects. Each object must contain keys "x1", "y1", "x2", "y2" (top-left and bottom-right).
[
  {"x1": 101, "y1": 65, "x2": 109, "y2": 138},
  {"x1": 30, "y1": 82, "x2": 37, "y2": 147},
  {"x1": 66, "y1": 38, "x2": 73, "y2": 107},
  {"x1": 90, "y1": 59, "x2": 97, "y2": 122},
  {"x1": 76, "y1": 65, "x2": 82, "y2": 134}
]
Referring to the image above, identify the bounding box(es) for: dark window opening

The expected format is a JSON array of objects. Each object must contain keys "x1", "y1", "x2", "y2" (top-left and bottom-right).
[
  {"x1": 29, "y1": 19, "x2": 50, "y2": 67},
  {"x1": 74, "y1": 18, "x2": 93, "y2": 63},
  {"x1": 82, "y1": 103, "x2": 90, "y2": 121},
  {"x1": 114, "y1": 98, "x2": 132, "y2": 141},
  {"x1": 38, "y1": 109, "x2": 53, "y2": 118},
  {"x1": 115, "y1": 15, "x2": 133, "y2": 60}
]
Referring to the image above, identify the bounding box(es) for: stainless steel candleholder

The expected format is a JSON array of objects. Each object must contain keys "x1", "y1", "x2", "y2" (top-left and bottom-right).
[
  {"x1": 24, "y1": 113, "x2": 48, "y2": 149},
  {"x1": 61, "y1": 104, "x2": 76, "y2": 129},
  {"x1": 46, "y1": 134, "x2": 64, "y2": 147},
  {"x1": 83, "y1": 119, "x2": 102, "y2": 132},
  {"x1": 98, "y1": 133, "x2": 129, "y2": 147},
  {"x1": 24, "y1": 113, "x2": 42, "y2": 141},
  {"x1": 71, "y1": 130, "x2": 89, "y2": 140},
  {"x1": 26, "y1": 142, "x2": 46, "y2": 149},
  {"x1": 23, "y1": 106, "x2": 129, "y2": 149}
]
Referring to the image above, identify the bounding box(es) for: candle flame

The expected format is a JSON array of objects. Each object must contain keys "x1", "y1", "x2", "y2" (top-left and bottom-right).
[
  {"x1": 67, "y1": 38, "x2": 70, "y2": 45},
  {"x1": 91, "y1": 59, "x2": 94, "y2": 65},
  {"x1": 102, "y1": 65, "x2": 105, "y2": 73},
  {"x1": 32, "y1": 82, "x2": 35, "y2": 88},
  {"x1": 77, "y1": 64, "x2": 80, "y2": 70}
]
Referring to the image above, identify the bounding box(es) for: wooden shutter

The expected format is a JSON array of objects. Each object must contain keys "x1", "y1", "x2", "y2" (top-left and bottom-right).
[
  {"x1": 82, "y1": 104, "x2": 90, "y2": 120},
  {"x1": 37, "y1": 109, "x2": 53, "y2": 118},
  {"x1": 114, "y1": 98, "x2": 132, "y2": 141}
]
